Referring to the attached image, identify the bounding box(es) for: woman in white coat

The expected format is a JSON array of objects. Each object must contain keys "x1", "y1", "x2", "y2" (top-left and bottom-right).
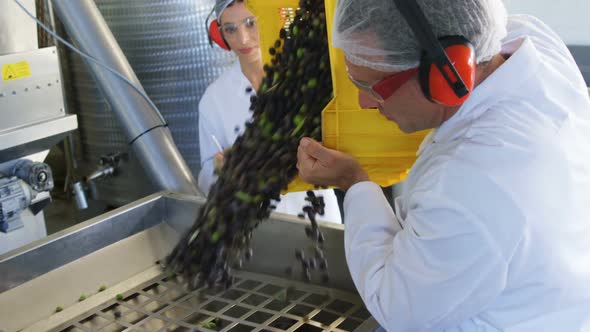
[{"x1": 198, "y1": 0, "x2": 341, "y2": 223}]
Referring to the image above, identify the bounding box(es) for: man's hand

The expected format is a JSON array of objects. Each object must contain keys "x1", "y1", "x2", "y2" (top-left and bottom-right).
[{"x1": 297, "y1": 137, "x2": 369, "y2": 191}]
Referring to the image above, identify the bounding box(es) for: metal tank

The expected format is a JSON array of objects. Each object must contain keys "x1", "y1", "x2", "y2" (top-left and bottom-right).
[{"x1": 58, "y1": 0, "x2": 235, "y2": 206}]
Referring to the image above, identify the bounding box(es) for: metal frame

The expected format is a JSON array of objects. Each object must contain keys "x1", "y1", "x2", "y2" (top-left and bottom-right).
[
  {"x1": 0, "y1": 192, "x2": 198, "y2": 292},
  {"x1": 0, "y1": 192, "x2": 376, "y2": 332},
  {"x1": 47, "y1": 270, "x2": 376, "y2": 332}
]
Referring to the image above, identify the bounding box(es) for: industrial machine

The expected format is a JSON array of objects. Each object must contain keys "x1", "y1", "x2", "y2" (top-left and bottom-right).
[
  {"x1": 56, "y1": 0, "x2": 231, "y2": 208},
  {"x1": 0, "y1": 0, "x2": 78, "y2": 254},
  {"x1": 0, "y1": 191, "x2": 378, "y2": 332},
  {"x1": 2, "y1": 0, "x2": 586, "y2": 331},
  {"x1": 0, "y1": 2, "x2": 377, "y2": 331}
]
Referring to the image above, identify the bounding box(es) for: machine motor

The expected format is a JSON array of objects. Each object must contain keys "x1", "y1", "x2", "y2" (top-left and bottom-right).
[{"x1": 0, "y1": 161, "x2": 54, "y2": 233}]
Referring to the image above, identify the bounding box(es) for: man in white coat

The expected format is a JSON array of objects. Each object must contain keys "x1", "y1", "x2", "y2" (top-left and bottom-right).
[
  {"x1": 198, "y1": 0, "x2": 341, "y2": 223},
  {"x1": 297, "y1": 0, "x2": 590, "y2": 330}
]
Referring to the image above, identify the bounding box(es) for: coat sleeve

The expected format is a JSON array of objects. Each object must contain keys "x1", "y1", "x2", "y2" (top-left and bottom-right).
[
  {"x1": 197, "y1": 99, "x2": 222, "y2": 196},
  {"x1": 343, "y1": 181, "x2": 512, "y2": 332}
]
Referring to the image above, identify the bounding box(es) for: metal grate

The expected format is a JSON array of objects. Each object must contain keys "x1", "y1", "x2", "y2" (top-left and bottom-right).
[{"x1": 55, "y1": 271, "x2": 371, "y2": 332}]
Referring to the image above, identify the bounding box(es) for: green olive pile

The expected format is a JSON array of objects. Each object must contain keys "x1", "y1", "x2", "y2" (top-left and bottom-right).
[{"x1": 166, "y1": 0, "x2": 333, "y2": 289}]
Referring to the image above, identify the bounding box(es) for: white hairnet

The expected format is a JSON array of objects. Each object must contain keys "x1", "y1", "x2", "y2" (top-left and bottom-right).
[
  {"x1": 214, "y1": 0, "x2": 237, "y2": 20},
  {"x1": 332, "y1": 0, "x2": 508, "y2": 72}
]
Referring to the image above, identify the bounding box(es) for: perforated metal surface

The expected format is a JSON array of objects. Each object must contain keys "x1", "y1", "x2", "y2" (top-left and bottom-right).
[
  {"x1": 55, "y1": 271, "x2": 371, "y2": 332},
  {"x1": 57, "y1": 0, "x2": 236, "y2": 206}
]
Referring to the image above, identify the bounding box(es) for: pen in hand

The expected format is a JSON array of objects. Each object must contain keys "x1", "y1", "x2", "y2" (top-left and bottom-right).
[{"x1": 211, "y1": 134, "x2": 223, "y2": 153}]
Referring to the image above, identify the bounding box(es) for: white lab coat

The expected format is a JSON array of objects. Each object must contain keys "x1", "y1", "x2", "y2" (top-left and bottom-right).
[
  {"x1": 198, "y1": 61, "x2": 342, "y2": 223},
  {"x1": 344, "y1": 15, "x2": 590, "y2": 332}
]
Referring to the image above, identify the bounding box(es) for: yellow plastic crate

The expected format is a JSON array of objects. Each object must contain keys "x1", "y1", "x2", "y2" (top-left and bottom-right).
[{"x1": 248, "y1": 0, "x2": 428, "y2": 192}]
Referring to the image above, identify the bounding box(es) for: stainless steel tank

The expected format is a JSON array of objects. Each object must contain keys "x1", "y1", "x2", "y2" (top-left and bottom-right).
[{"x1": 58, "y1": 0, "x2": 235, "y2": 206}]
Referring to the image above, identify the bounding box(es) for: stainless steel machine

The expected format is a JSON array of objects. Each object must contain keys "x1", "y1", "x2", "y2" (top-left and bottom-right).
[
  {"x1": 0, "y1": 192, "x2": 377, "y2": 332},
  {"x1": 56, "y1": 0, "x2": 234, "y2": 208},
  {"x1": 0, "y1": 0, "x2": 78, "y2": 254}
]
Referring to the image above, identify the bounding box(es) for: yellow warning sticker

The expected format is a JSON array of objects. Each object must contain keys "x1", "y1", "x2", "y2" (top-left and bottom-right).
[{"x1": 2, "y1": 61, "x2": 31, "y2": 81}]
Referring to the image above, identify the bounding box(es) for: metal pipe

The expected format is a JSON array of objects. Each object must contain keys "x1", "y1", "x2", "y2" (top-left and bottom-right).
[
  {"x1": 72, "y1": 181, "x2": 88, "y2": 210},
  {"x1": 51, "y1": 0, "x2": 201, "y2": 197},
  {"x1": 85, "y1": 166, "x2": 114, "y2": 182}
]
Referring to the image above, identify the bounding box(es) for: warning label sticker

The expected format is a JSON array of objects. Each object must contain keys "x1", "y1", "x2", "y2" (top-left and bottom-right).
[{"x1": 2, "y1": 61, "x2": 31, "y2": 81}]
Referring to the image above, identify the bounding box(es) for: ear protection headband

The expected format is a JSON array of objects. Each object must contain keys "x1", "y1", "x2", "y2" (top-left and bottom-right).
[
  {"x1": 392, "y1": 0, "x2": 476, "y2": 106},
  {"x1": 206, "y1": 7, "x2": 231, "y2": 51}
]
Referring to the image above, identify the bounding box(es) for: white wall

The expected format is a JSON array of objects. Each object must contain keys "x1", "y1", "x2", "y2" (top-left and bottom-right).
[
  {"x1": 504, "y1": 0, "x2": 590, "y2": 45},
  {"x1": 0, "y1": 0, "x2": 37, "y2": 55}
]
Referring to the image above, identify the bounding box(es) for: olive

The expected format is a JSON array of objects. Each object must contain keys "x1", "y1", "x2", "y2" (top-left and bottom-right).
[
  {"x1": 245, "y1": 248, "x2": 253, "y2": 261},
  {"x1": 295, "y1": 249, "x2": 305, "y2": 261},
  {"x1": 165, "y1": 0, "x2": 333, "y2": 287},
  {"x1": 319, "y1": 258, "x2": 328, "y2": 271},
  {"x1": 304, "y1": 269, "x2": 312, "y2": 282},
  {"x1": 305, "y1": 226, "x2": 313, "y2": 238},
  {"x1": 308, "y1": 258, "x2": 317, "y2": 270}
]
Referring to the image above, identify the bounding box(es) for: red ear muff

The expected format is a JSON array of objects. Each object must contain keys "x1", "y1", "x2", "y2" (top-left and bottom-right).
[
  {"x1": 208, "y1": 19, "x2": 231, "y2": 51},
  {"x1": 419, "y1": 36, "x2": 476, "y2": 107}
]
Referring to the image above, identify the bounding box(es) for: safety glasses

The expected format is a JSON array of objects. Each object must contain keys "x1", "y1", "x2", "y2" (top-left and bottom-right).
[
  {"x1": 221, "y1": 16, "x2": 258, "y2": 37},
  {"x1": 346, "y1": 66, "x2": 419, "y2": 104}
]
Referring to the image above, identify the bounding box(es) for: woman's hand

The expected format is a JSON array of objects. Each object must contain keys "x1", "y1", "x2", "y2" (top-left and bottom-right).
[{"x1": 214, "y1": 151, "x2": 226, "y2": 171}]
